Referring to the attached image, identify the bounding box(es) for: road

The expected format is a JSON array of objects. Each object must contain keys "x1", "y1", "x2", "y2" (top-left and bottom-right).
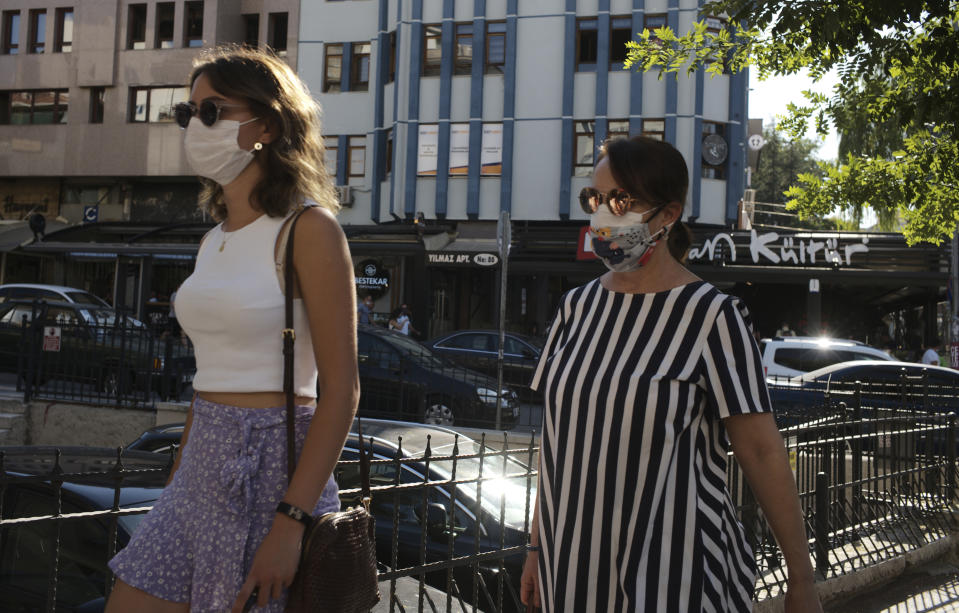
[{"x1": 824, "y1": 561, "x2": 959, "y2": 613}]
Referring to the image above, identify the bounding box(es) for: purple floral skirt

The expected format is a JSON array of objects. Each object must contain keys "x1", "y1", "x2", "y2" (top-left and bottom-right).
[{"x1": 108, "y1": 397, "x2": 341, "y2": 612}]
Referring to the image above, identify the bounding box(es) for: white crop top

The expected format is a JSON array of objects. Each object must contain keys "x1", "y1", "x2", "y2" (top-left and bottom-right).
[{"x1": 175, "y1": 211, "x2": 318, "y2": 397}]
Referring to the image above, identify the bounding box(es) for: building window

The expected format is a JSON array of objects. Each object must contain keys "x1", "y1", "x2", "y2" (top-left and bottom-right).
[
  {"x1": 576, "y1": 19, "x2": 598, "y2": 71},
  {"x1": 2, "y1": 11, "x2": 20, "y2": 55},
  {"x1": 28, "y1": 9, "x2": 46, "y2": 54},
  {"x1": 323, "y1": 44, "x2": 343, "y2": 92},
  {"x1": 641, "y1": 118, "x2": 665, "y2": 141},
  {"x1": 388, "y1": 31, "x2": 396, "y2": 83},
  {"x1": 573, "y1": 120, "x2": 595, "y2": 177},
  {"x1": 454, "y1": 23, "x2": 472, "y2": 76},
  {"x1": 385, "y1": 129, "x2": 393, "y2": 176},
  {"x1": 242, "y1": 13, "x2": 259, "y2": 48},
  {"x1": 324, "y1": 136, "x2": 338, "y2": 177},
  {"x1": 606, "y1": 120, "x2": 630, "y2": 144},
  {"x1": 348, "y1": 136, "x2": 366, "y2": 177},
  {"x1": 486, "y1": 21, "x2": 506, "y2": 74},
  {"x1": 610, "y1": 17, "x2": 631, "y2": 67},
  {"x1": 423, "y1": 24, "x2": 442, "y2": 77},
  {"x1": 701, "y1": 121, "x2": 728, "y2": 180},
  {"x1": 183, "y1": 1, "x2": 203, "y2": 48},
  {"x1": 351, "y1": 43, "x2": 371, "y2": 91},
  {"x1": 644, "y1": 13, "x2": 667, "y2": 46},
  {"x1": 0, "y1": 90, "x2": 69, "y2": 125},
  {"x1": 54, "y1": 8, "x2": 73, "y2": 53},
  {"x1": 127, "y1": 4, "x2": 146, "y2": 49},
  {"x1": 129, "y1": 86, "x2": 189, "y2": 123},
  {"x1": 155, "y1": 3, "x2": 175, "y2": 49},
  {"x1": 268, "y1": 12, "x2": 287, "y2": 56},
  {"x1": 705, "y1": 16, "x2": 724, "y2": 34},
  {"x1": 89, "y1": 87, "x2": 105, "y2": 124}
]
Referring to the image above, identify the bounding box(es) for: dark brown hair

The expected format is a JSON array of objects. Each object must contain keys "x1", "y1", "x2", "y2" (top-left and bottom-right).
[
  {"x1": 601, "y1": 135, "x2": 691, "y2": 261},
  {"x1": 189, "y1": 45, "x2": 338, "y2": 220}
]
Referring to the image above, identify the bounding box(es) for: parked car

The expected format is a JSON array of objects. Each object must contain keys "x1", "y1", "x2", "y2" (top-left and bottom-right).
[
  {"x1": 125, "y1": 418, "x2": 533, "y2": 613},
  {"x1": 0, "y1": 444, "x2": 475, "y2": 613},
  {"x1": 0, "y1": 299, "x2": 193, "y2": 397},
  {"x1": 426, "y1": 330, "x2": 543, "y2": 400},
  {"x1": 760, "y1": 336, "x2": 893, "y2": 380},
  {"x1": 0, "y1": 284, "x2": 145, "y2": 328},
  {"x1": 358, "y1": 325, "x2": 519, "y2": 428}
]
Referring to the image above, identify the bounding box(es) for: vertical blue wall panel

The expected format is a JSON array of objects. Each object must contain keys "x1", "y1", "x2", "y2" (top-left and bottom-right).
[
  {"x1": 466, "y1": 0, "x2": 486, "y2": 219},
  {"x1": 558, "y1": 0, "x2": 577, "y2": 220},
  {"x1": 499, "y1": 0, "x2": 518, "y2": 214},
  {"x1": 371, "y1": 0, "x2": 390, "y2": 222},
  {"x1": 435, "y1": 1, "x2": 455, "y2": 217},
  {"x1": 629, "y1": 3, "x2": 645, "y2": 136},
  {"x1": 726, "y1": 67, "x2": 748, "y2": 224},
  {"x1": 690, "y1": 70, "x2": 704, "y2": 221},
  {"x1": 403, "y1": 1, "x2": 424, "y2": 218}
]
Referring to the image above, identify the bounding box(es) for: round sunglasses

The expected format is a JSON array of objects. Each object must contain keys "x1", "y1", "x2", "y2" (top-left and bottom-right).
[
  {"x1": 173, "y1": 100, "x2": 251, "y2": 129},
  {"x1": 579, "y1": 187, "x2": 660, "y2": 216}
]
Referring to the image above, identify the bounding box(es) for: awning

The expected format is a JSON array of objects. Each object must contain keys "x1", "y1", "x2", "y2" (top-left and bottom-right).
[
  {"x1": 424, "y1": 222, "x2": 502, "y2": 267},
  {"x1": 0, "y1": 220, "x2": 70, "y2": 252}
]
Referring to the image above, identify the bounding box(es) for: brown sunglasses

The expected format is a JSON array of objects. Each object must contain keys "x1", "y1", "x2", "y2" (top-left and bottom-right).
[{"x1": 579, "y1": 187, "x2": 660, "y2": 216}]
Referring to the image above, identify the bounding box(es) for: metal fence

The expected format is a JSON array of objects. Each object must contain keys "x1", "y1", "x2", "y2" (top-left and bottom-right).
[{"x1": 4, "y1": 301, "x2": 194, "y2": 409}]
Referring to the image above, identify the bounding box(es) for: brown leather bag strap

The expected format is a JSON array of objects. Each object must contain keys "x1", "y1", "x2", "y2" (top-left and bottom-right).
[{"x1": 284, "y1": 205, "x2": 311, "y2": 483}]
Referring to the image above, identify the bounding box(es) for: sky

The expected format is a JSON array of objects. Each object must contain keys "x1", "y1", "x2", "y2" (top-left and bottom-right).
[{"x1": 748, "y1": 68, "x2": 840, "y2": 161}]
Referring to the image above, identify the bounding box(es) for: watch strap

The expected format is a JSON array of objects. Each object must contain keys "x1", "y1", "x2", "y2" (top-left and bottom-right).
[{"x1": 276, "y1": 501, "x2": 312, "y2": 528}]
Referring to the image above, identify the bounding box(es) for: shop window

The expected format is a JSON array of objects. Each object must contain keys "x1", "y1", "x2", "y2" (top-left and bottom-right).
[
  {"x1": 573, "y1": 120, "x2": 595, "y2": 177},
  {"x1": 576, "y1": 18, "x2": 598, "y2": 71},
  {"x1": 351, "y1": 43, "x2": 371, "y2": 91},
  {"x1": 454, "y1": 23, "x2": 472, "y2": 76},
  {"x1": 423, "y1": 24, "x2": 442, "y2": 77},
  {"x1": 324, "y1": 136, "x2": 338, "y2": 177},
  {"x1": 89, "y1": 87, "x2": 105, "y2": 124},
  {"x1": 387, "y1": 31, "x2": 396, "y2": 83},
  {"x1": 183, "y1": 1, "x2": 204, "y2": 48},
  {"x1": 644, "y1": 13, "x2": 667, "y2": 46},
  {"x1": 642, "y1": 118, "x2": 665, "y2": 141},
  {"x1": 54, "y1": 8, "x2": 73, "y2": 53},
  {"x1": 28, "y1": 9, "x2": 46, "y2": 54},
  {"x1": 242, "y1": 13, "x2": 259, "y2": 48},
  {"x1": 348, "y1": 136, "x2": 366, "y2": 178},
  {"x1": 0, "y1": 89, "x2": 69, "y2": 125},
  {"x1": 127, "y1": 4, "x2": 146, "y2": 50},
  {"x1": 2, "y1": 11, "x2": 20, "y2": 55},
  {"x1": 701, "y1": 121, "x2": 728, "y2": 180},
  {"x1": 323, "y1": 44, "x2": 343, "y2": 92},
  {"x1": 155, "y1": 3, "x2": 175, "y2": 49},
  {"x1": 610, "y1": 16, "x2": 631, "y2": 67},
  {"x1": 129, "y1": 86, "x2": 188, "y2": 123},
  {"x1": 268, "y1": 12, "x2": 287, "y2": 56},
  {"x1": 486, "y1": 21, "x2": 506, "y2": 74}
]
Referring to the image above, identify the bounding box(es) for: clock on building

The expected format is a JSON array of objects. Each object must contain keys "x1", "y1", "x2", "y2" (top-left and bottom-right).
[{"x1": 702, "y1": 133, "x2": 729, "y2": 165}]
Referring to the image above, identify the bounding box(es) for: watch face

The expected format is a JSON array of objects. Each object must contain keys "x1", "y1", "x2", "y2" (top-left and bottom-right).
[{"x1": 702, "y1": 134, "x2": 728, "y2": 166}]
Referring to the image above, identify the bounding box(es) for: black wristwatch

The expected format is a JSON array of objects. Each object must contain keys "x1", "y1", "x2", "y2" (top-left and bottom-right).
[{"x1": 276, "y1": 501, "x2": 312, "y2": 528}]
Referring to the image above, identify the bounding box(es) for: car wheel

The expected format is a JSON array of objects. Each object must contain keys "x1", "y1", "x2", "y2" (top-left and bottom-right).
[{"x1": 423, "y1": 400, "x2": 454, "y2": 426}]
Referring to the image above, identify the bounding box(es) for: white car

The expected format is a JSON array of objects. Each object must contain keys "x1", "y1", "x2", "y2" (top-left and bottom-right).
[
  {"x1": 0, "y1": 284, "x2": 146, "y2": 328},
  {"x1": 760, "y1": 336, "x2": 893, "y2": 380}
]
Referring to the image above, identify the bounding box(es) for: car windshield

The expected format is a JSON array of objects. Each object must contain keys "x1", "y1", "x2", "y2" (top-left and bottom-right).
[
  {"x1": 66, "y1": 291, "x2": 110, "y2": 307},
  {"x1": 428, "y1": 440, "x2": 536, "y2": 530},
  {"x1": 81, "y1": 308, "x2": 142, "y2": 328},
  {"x1": 384, "y1": 334, "x2": 449, "y2": 369}
]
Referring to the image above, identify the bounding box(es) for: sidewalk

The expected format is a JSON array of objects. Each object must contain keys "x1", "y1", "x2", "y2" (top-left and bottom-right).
[{"x1": 824, "y1": 560, "x2": 959, "y2": 613}]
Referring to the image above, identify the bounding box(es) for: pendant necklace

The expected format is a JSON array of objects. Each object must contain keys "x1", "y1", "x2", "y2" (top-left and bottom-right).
[{"x1": 219, "y1": 227, "x2": 236, "y2": 252}]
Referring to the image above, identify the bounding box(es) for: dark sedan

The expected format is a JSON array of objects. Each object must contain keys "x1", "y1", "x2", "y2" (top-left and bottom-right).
[
  {"x1": 358, "y1": 325, "x2": 519, "y2": 429},
  {"x1": 426, "y1": 330, "x2": 543, "y2": 400}
]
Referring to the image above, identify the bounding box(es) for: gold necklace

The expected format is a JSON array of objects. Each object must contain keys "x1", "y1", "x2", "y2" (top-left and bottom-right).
[{"x1": 219, "y1": 227, "x2": 236, "y2": 252}]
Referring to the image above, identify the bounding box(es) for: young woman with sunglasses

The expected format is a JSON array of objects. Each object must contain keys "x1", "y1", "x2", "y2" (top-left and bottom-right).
[
  {"x1": 520, "y1": 136, "x2": 822, "y2": 613},
  {"x1": 105, "y1": 46, "x2": 359, "y2": 613}
]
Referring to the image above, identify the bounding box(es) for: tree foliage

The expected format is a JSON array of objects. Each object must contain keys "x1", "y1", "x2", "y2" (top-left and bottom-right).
[
  {"x1": 753, "y1": 127, "x2": 821, "y2": 204},
  {"x1": 624, "y1": 0, "x2": 959, "y2": 245}
]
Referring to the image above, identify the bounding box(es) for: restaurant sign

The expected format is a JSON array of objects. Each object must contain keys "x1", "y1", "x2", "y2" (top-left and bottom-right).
[
  {"x1": 688, "y1": 230, "x2": 871, "y2": 267},
  {"x1": 355, "y1": 259, "x2": 390, "y2": 298}
]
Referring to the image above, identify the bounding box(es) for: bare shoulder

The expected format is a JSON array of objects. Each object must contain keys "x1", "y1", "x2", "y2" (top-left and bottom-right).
[{"x1": 293, "y1": 206, "x2": 347, "y2": 250}]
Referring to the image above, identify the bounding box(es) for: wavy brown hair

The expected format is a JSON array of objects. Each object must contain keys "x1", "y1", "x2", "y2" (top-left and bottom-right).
[{"x1": 188, "y1": 45, "x2": 338, "y2": 220}]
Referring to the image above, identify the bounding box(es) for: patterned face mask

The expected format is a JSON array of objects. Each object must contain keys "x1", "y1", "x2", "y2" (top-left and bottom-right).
[{"x1": 588, "y1": 205, "x2": 671, "y2": 273}]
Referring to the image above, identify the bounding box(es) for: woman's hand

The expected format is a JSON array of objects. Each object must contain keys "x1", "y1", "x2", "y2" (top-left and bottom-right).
[
  {"x1": 520, "y1": 551, "x2": 541, "y2": 610},
  {"x1": 784, "y1": 577, "x2": 823, "y2": 613},
  {"x1": 230, "y1": 516, "x2": 304, "y2": 612}
]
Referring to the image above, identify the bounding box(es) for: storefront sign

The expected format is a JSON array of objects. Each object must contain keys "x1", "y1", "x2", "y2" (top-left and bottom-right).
[
  {"x1": 43, "y1": 327, "x2": 61, "y2": 352},
  {"x1": 688, "y1": 230, "x2": 871, "y2": 267},
  {"x1": 355, "y1": 260, "x2": 390, "y2": 298},
  {"x1": 427, "y1": 252, "x2": 500, "y2": 267}
]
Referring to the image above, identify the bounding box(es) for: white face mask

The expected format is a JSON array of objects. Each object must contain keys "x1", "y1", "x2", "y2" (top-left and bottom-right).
[
  {"x1": 589, "y1": 205, "x2": 671, "y2": 273},
  {"x1": 183, "y1": 116, "x2": 260, "y2": 185}
]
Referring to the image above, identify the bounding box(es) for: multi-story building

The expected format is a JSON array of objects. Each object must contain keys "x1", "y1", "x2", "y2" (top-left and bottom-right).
[
  {"x1": 306, "y1": 0, "x2": 748, "y2": 335},
  {"x1": 0, "y1": 0, "x2": 298, "y2": 305}
]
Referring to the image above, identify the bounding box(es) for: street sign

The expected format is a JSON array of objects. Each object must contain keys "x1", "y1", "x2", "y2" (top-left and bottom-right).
[
  {"x1": 748, "y1": 134, "x2": 766, "y2": 151},
  {"x1": 83, "y1": 205, "x2": 99, "y2": 223},
  {"x1": 43, "y1": 326, "x2": 61, "y2": 352}
]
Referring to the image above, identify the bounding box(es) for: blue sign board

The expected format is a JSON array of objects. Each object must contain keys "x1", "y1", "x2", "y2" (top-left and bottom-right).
[{"x1": 83, "y1": 205, "x2": 99, "y2": 223}]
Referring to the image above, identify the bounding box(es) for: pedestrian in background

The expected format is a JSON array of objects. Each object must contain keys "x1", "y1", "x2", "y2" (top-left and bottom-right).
[
  {"x1": 106, "y1": 46, "x2": 358, "y2": 613},
  {"x1": 401, "y1": 303, "x2": 421, "y2": 337},
  {"x1": 357, "y1": 294, "x2": 375, "y2": 325},
  {"x1": 521, "y1": 136, "x2": 821, "y2": 613},
  {"x1": 388, "y1": 306, "x2": 410, "y2": 335},
  {"x1": 921, "y1": 340, "x2": 941, "y2": 365}
]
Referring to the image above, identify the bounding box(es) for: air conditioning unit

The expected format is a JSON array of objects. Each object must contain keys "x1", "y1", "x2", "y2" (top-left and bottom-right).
[{"x1": 336, "y1": 185, "x2": 354, "y2": 207}]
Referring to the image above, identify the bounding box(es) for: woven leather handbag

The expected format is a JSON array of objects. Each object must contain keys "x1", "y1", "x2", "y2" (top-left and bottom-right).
[{"x1": 280, "y1": 206, "x2": 380, "y2": 613}]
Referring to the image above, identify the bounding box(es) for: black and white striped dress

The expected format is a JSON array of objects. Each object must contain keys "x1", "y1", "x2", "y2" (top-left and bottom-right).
[{"x1": 531, "y1": 279, "x2": 771, "y2": 613}]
